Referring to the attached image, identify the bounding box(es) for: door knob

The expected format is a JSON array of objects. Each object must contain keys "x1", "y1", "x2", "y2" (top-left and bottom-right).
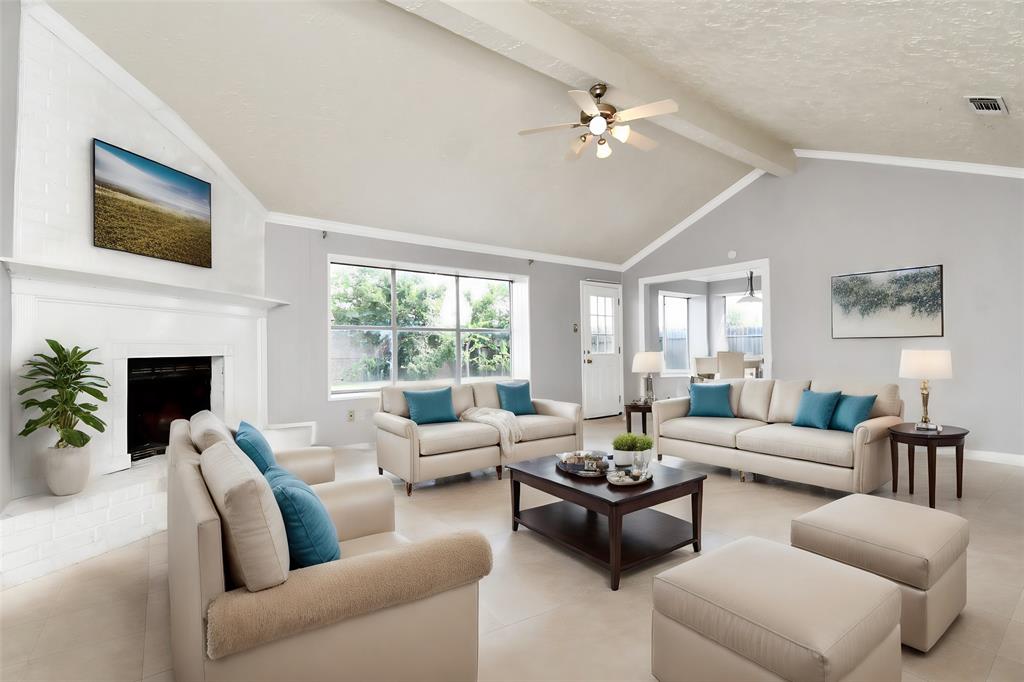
[{"x1": 585, "y1": 358, "x2": 593, "y2": 364}]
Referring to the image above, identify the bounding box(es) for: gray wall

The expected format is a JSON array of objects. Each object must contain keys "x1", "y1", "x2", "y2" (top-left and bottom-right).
[
  {"x1": 265, "y1": 223, "x2": 620, "y2": 446},
  {"x1": 624, "y1": 158, "x2": 1024, "y2": 455},
  {"x1": 0, "y1": 0, "x2": 20, "y2": 508}
]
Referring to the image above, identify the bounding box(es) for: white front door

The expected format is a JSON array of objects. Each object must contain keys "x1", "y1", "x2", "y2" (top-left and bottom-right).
[{"x1": 580, "y1": 281, "x2": 623, "y2": 419}]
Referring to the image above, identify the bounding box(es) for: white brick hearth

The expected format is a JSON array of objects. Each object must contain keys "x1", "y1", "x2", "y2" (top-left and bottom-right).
[{"x1": 0, "y1": 455, "x2": 167, "y2": 588}]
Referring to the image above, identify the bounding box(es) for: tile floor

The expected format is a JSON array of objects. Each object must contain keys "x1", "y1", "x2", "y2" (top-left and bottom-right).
[{"x1": 1, "y1": 417, "x2": 1022, "y2": 681}]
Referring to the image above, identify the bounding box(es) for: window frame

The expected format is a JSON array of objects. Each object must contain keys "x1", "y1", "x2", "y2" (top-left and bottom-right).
[
  {"x1": 328, "y1": 261, "x2": 514, "y2": 394},
  {"x1": 657, "y1": 291, "x2": 690, "y2": 375}
]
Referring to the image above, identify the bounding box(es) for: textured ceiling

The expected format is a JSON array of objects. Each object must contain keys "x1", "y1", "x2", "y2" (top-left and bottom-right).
[
  {"x1": 51, "y1": 1, "x2": 751, "y2": 264},
  {"x1": 531, "y1": 0, "x2": 1024, "y2": 166}
]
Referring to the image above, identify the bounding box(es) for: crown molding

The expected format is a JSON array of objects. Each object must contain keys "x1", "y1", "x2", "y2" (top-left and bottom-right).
[
  {"x1": 266, "y1": 212, "x2": 624, "y2": 272},
  {"x1": 620, "y1": 169, "x2": 765, "y2": 272},
  {"x1": 22, "y1": 1, "x2": 268, "y2": 215},
  {"x1": 794, "y1": 149, "x2": 1024, "y2": 179}
]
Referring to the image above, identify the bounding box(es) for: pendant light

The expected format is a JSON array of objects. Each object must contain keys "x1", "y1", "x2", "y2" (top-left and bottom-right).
[{"x1": 738, "y1": 271, "x2": 761, "y2": 303}]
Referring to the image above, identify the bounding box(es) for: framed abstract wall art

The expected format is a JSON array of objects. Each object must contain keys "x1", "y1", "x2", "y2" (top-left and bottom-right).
[
  {"x1": 93, "y1": 139, "x2": 212, "y2": 267},
  {"x1": 831, "y1": 265, "x2": 943, "y2": 339}
]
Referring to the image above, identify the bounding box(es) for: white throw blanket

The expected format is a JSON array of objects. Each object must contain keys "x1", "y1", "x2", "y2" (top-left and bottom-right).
[{"x1": 460, "y1": 407, "x2": 522, "y2": 457}]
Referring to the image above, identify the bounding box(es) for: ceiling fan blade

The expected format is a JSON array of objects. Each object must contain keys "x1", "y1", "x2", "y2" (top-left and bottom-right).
[
  {"x1": 625, "y1": 129, "x2": 657, "y2": 151},
  {"x1": 567, "y1": 134, "x2": 593, "y2": 159},
  {"x1": 568, "y1": 89, "x2": 600, "y2": 117},
  {"x1": 518, "y1": 122, "x2": 580, "y2": 136},
  {"x1": 615, "y1": 99, "x2": 678, "y2": 123}
]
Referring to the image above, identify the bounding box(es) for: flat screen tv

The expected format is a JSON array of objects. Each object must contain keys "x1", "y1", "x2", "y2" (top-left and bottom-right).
[{"x1": 93, "y1": 138, "x2": 212, "y2": 268}]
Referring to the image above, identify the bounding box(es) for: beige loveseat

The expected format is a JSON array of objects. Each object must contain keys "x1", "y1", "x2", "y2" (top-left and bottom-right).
[
  {"x1": 653, "y1": 379, "x2": 903, "y2": 493},
  {"x1": 374, "y1": 381, "x2": 582, "y2": 494},
  {"x1": 167, "y1": 418, "x2": 492, "y2": 682}
]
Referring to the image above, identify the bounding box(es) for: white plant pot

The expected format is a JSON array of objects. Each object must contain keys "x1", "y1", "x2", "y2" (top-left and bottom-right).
[
  {"x1": 613, "y1": 449, "x2": 635, "y2": 467},
  {"x1": 44, "y1": 445, "x2": 91, "y2": 496}
]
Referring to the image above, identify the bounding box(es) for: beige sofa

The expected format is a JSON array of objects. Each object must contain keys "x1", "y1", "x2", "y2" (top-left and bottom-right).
[
  {"x1": 653, "y1": 379, "x2": 903, "y2": 493},
  {"x1": 167, "y1": 418, "x2": 492, "y2": 682},
  {"x1": 374, "y1": 381, "x2": 582, "y2": 494}
]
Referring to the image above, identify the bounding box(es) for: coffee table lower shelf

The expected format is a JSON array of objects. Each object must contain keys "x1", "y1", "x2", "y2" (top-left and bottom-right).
[{"x1": 515, "y1": 501, "x2": 696, "y2": 579}]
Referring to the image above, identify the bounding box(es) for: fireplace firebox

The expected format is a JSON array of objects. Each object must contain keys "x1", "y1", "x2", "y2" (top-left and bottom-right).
[{"x1": 127, "y1": 356, "x2": 212, "y2": 461}]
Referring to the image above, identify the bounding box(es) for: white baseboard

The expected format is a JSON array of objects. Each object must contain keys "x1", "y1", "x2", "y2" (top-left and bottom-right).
[{"x1": 961, "y1": 449, "x2": 1024, "y2": 467}]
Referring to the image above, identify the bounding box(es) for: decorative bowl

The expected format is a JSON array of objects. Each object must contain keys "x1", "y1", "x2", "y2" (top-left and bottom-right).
[
  {"x1": 555, "y1": 450, "x2": 610, "y2": 477},
  {"x1": 607, "y1": 469, "x2": 653, "y2": 486}
]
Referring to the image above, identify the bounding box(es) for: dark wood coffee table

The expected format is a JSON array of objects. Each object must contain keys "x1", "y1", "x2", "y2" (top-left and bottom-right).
[{"x1": 508, "y1": 456, "x2": 705, "y2": 590}]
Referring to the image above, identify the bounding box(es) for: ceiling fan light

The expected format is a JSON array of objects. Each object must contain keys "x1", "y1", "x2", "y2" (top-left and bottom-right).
[
  {"x1": 611, "y1": 124, "x2": 631, "y2": 143},
  {"x1": 588, "y1": 116, "x2": 608, "y2": 136},
  {"x1": 596, "y1": 137, "x2": 612, "y2": 159}
]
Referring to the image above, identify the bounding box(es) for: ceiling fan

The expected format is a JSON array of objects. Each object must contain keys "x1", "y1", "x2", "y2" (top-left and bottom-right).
[{"x1": 518, "y1": 83, "x2": 678, "y2": 160}]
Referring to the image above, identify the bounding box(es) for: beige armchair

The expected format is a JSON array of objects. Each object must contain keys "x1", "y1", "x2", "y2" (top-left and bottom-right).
[{"x1": 168, "y1": 420, "x2": 493, "y2": 682}]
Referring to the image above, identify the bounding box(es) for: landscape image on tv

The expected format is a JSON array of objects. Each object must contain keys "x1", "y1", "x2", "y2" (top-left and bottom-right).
[{"x1": 93, "y1": 139, "x2": 212, "y2": 268}]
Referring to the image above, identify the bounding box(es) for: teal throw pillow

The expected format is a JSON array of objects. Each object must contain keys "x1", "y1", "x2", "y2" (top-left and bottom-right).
[
  {"x1": 497, "y1": 381, "x2": 535, "y2": 415},
  {"x1": 265, "y1": 466, "x2": 340, "y2": 569},
  {"x1": 234, "y1": 421, "x2": 276, "y2": 474},
  {"x1": 688, "y1": 383, "x2": 734, "y2": 418},
  {"x1": 404, "y1": 386, "x2": 458, "y2": 425},
  {"x1": 829, "y1": 394, "x2": 877, "y2": 432},
  {"x1": 793, "y1": 390, "x2": 842, "y2": 430}
]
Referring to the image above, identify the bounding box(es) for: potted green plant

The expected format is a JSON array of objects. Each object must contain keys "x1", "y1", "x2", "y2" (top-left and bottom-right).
[
  {"x1": 18, "y1": 340, "x2": 109, "y2": 496},
  {"x1": 612, "y1": 432, "x2": 654, "y2": 467}
]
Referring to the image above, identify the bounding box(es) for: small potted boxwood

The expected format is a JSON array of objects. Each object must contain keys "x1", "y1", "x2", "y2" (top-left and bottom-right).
[
  {"x1": 18, "y1": 340, "x2": 109, "y2": 496},
  {"x1": 612, "y1": 432, "x2": 654, "y2": 467}
]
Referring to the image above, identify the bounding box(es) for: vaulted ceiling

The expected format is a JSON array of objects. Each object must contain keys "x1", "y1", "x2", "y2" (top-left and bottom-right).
[{"x1": 51, "y1": 1, "x2": 1023, "y2": 265}]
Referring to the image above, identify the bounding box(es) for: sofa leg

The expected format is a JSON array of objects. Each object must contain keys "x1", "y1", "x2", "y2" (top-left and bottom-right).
[
  {"x1": 496, "y1": 465, "x2": 503, "y2": 480},
  {"x1": 405, "y1": 482, "x2": 413, "y2": 496},
  {"x1": 377, "y1": 467, "x2": 383, "y2": 476},
  {"x1": 740, "y1": 470, "x2": 747, "y2": 482}
]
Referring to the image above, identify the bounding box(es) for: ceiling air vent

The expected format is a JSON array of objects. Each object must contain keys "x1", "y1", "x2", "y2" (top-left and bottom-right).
[{"x1": 965, "y1": 96, "x2": 1008, "y2": 116}]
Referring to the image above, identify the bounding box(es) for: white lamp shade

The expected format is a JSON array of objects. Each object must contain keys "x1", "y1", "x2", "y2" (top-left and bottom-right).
[
  {"x1": 899, "y1": 349, "x2": 952, "y2": 380},
  {"x1": 632, "y1": 351, "x2": 665, "y2": 374}
]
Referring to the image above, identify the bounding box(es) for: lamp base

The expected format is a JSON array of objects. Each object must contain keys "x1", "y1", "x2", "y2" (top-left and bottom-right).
[{"x1": 914, "y1": 422, "x2": 939, "y2": 431}]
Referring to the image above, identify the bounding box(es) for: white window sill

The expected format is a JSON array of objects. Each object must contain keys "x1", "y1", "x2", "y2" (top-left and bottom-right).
[
  {"x1": 659, "y1": 371, "x2": 693, "y2": 379},
  {"x1": 328, "y1": 391, "x2": 380, "y2": 402}
]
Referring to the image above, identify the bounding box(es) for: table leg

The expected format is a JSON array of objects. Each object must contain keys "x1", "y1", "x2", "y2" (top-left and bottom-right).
[
  {"x1": 908, "y1": 445, "x2": 915, "y2": 495},
  {"x1": 511, "y1": 478, "x2": 521, "y2": 531},
  {"x1": 609, "y1": 509, "x2": 622, "y2": 591},
  {"x1": 691, "y1": 480, "x2": 703, "y2": 553},
  {"x1": 927, "y1": 443, "x2": 937, "y2": 509},
  {"x1": 641, "y1": 412, "x2": 647, "y2": 435},
  {"x1": 890, "y1": 438, "x2": 898, "y2": 493},
  {"x1": 956, "y1": 441, "x2": 964, "y2": 499},
  {"x1": 626, "y1": 411, "x2": 633, "y2": 434}
]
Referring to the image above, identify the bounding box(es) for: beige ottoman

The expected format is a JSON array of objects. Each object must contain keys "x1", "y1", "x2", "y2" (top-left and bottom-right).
[
  {"x1": 652, "y1": 537, "x2": 901, "y2": 682},
  {"x1": 791, "y1": 494, "x2": 968, "y2": 652}
]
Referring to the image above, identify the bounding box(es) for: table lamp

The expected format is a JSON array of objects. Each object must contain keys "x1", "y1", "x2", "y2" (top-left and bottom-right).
[
  {"x1": 899, "y1": 349, "x2": 952, "y2": 431},
  {"x1": 632, "y1": 351, "x2": 664, "y2": 404}
]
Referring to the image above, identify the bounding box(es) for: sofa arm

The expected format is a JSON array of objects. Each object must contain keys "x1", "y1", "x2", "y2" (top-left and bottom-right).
[
  {"x1": 373, "y1": 412, "x2": 417, "y2": 439},
  {"x1": 313, "y1": 476, "x2": 395, "y2": 541},
  {"x1": 653, "y1": 398, "x2": 689, "y2": 426},
  {"x1": 854, "y1": 416, "x2": 904, "y2": 446},
  {"x1": 533, "y1": 398, "x2": 581, "y2": 423},
  {"x1": 205, "y1": 531, "x2": 493, "y2": 660},
  {"x1": 276, "y1": 446, "x2": 335, "y2": 485}
]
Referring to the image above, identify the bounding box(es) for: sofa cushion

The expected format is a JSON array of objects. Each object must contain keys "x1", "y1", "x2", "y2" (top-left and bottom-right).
[
  {"x1": 792, "y1": 494, "x2": 970, "y2": 590},
  {"x1": 404, "y1": 387, "x2": 458, "y2": 425},
  {"x1": 417, "y1": 421, "x2": 499, "y2": 455},
  {"x1": 737, "y1": 378, "x2": 774, "y2": 422},
  {"x1": 497, "y1": 381, "x2": 536, "y2": 415},
  {"x1": 793, "y1": 390, "x2": 842, "y2": 430},
  {"x1": 190, "y1": 410, "x2": 233, "y2": 452},
  {"x1": 200, "y1": 440, "x2": 290, "y2": 591},
  {"x1": 661, "y1": 417, "x2": 766, "y2": 448},
  {"x1": 381, "y1": 383, "x2": 474, "y2": 417},
  {"x1": 653, "y1": 537, "x2": 900, "y2": 682},
  {"x1": 339, "y1": 531, "x2": 409, "y2": 559},
  {"x1": 767, "y1": 379, "x2": 811, "y2": 423},
  {"x1": 829, "y1": 394, "x2": 878, "y2": 432},
  {"x1": 688, "y1": 383, "x2": 734, "y2": 418},
  {"x1": 736, "y1": 423, "x2": 854, "y2": 467},
  {"x1": 234, "y1": 421, "x2": 277, "y2": 473},
  {"x1": 471, "y1": 381, "x2": 501, "y2": 409},
  {"x1": 265, "y1": 466, "x2": 340, "y2": 569},
  {"x1": 517, "y1": 414, "x2": 575, "y2": 441},
  {"x1": 810, "y1": 380, "x2": 901, "y2": 418}
]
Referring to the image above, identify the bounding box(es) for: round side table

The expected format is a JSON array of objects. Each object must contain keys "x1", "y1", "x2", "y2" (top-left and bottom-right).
[{"x1": 888, "y1": 424, "x2": 969, "y2": 508}]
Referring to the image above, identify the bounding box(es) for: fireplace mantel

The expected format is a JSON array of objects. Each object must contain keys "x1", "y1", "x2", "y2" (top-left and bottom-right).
[{"x1": 1, "y1": 257, "x2": 288, "y2": 310}]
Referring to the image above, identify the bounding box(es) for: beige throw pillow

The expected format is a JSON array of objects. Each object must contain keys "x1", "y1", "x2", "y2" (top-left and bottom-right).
[
  {"x1": 201, "y1": 440, "x2": 289, "y2": 591},
  {"x1": 737, "y1": 379, "x2": 775, "y2": 422},
  {"x1": 767, "y1": 380, "x2": 812, "y2": 423},
  {"x1": 190, "y1": 410, "x2": 234, "y2": 452}
]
